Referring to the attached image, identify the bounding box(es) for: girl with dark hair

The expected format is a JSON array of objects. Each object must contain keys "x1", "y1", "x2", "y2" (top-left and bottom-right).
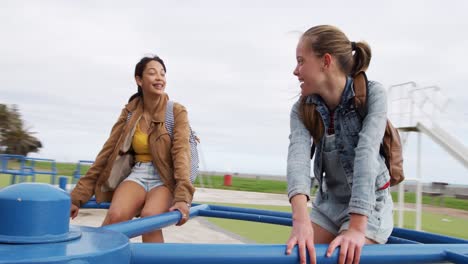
[
  {"x1": 70, "y1": 55, "x2": 194, "y2": 243},
  {"x1": 285, "y1": 25, "x2": 393, "y2": 264}
]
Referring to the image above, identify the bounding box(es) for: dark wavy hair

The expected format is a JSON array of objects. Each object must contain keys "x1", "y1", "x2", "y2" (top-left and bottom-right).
[{"x1": 128, "y1": 55, "x2": 167, "y2": 102}]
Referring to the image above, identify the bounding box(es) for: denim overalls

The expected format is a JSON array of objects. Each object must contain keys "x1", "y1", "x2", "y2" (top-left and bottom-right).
[{"x1": 287, "y1": 77, "x2": 394, "y2": 243}]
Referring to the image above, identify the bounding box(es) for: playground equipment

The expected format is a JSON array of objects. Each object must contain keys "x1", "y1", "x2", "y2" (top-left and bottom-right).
[
  {"x1": 23, "y1": 157, "x2": 57, "y2": 184},
  {"x1": 72, "y1": 160, "x2": 94, "y2": 184},
  {"x1": 0, "y1": 154, "x2": 32, "y2": 184},
  {"x1": 0, "y1": 154, "x2": 57, "y2": 184},
  {"x1": 388, "y1": 82, "x2": 468, "y2": 230},
  {"x1": 0, "y1": 183, "x2": 467, "y2": 264}
]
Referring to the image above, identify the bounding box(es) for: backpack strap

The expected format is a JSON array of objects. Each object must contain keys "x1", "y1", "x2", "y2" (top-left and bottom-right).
[
  {"x1": 165, "y1": 101, "x2": 199, "y2": 183},
  {"x1": 353, "y1": 72, "x2": 388, "y2": 161},
  {"x1": 353, "y1": 71, "x2": 369, "y2": 119},
  {"x1": 164, "y1": 100, "x2": 197, "y2": 142},
  {"x1": 165, "y1": 101, "x2": 175, "y2": 139}
]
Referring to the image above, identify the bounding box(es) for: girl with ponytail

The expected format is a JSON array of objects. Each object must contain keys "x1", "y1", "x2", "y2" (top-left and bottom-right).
[{"x1": 285, "y1": 25, "x2": 393, "y2": 264}]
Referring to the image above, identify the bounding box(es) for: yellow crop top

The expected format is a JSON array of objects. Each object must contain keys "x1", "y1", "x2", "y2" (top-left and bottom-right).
[{"x1": 132, "y1": 123, "x2": 152, "y2": 162}]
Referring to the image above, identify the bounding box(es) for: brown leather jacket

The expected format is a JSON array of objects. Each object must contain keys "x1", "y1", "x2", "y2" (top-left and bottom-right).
[{"x1": 71, "y1": 94, "x2": 195, "y2": 207}]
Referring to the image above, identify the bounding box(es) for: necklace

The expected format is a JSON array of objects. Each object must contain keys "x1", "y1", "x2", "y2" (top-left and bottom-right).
[{"x1": 142, "y1": 114, "x2": 152, "y2": 133}]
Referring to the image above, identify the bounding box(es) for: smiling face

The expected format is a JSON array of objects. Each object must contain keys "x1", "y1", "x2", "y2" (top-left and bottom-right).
[
  {"x1": 293, "y1": 38, "x2": 327, "y2": 97},
  {"x1": 135, "y1": 60, "x2": 166, "y2": 96}
]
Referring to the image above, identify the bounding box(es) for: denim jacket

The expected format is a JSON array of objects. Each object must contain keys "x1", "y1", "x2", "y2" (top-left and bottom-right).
[{"x1": 286, "y1": 77, "x2": 390, "y2": 217}]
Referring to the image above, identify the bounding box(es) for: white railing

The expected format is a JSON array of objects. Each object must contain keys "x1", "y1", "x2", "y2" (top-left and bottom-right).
[{"x1": 387, "y1": 81, "x2": 467, "y2": 230}]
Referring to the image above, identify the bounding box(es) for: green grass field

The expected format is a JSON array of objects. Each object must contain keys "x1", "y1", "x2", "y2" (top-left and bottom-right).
[
  {"x1": 194, "y1": 175, "x2": 288, "y2": 194},
  {"x1": 196, "y1": 175, "x2": 468, "y2": 211},
  {"x1": 0, "y1": 160, "x2": 91, "y2": 187},
  {"x1": 390, "y1": 191, "x2": 468, "y2": 211},
  {"x1": 202, "y1": 202, "x2": 468, "y2": 243},
  {"x1": 2, "y1": 170, "x2": 468, "y2": 211}
]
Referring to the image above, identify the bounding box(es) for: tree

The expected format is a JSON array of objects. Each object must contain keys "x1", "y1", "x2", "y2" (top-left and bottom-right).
[{"x1": 0, "y1": 104, "x2": 42, "y2": 156}]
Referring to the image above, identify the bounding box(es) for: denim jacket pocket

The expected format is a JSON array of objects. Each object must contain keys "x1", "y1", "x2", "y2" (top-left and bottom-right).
[{"x1": 342, "y1": 110, "x2": 362, "y2": 136}]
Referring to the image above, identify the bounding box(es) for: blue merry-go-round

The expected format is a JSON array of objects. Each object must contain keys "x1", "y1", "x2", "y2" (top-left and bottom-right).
[{"x1": 0, "y1": 183, "x2": 467, "y2": 264}]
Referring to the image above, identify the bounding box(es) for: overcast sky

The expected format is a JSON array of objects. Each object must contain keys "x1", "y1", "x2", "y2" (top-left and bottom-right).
[{"x1": 1, "y1": 0, "x2": 467, "y2": 184}]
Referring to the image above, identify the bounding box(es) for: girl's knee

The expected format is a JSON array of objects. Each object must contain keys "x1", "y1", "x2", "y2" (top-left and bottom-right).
[
  {"x1": 106, "y1": 209, "x2": 132, "y2": 224},
  {"x1": 140, "y1": 206, "x2": 168, "y2": 218}
]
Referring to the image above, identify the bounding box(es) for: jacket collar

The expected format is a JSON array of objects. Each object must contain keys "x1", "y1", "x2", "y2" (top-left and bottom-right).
[
  {"x1": 125, "y1": 93, "x2": 169, "y2": 122},
  {"x1": 305, "y1": 76, "x2": 354, "y2": 108},
  {"x1": 340, "y1": 76, "x2": 355, "y2": 106}
]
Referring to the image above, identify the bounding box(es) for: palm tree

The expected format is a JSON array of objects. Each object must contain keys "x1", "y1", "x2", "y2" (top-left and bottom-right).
[
  {"x1": 0, "y1": 104, "x2": 10, "y2": 152},
  {"x1": 0, "y1": 104, "x2": 42, "y2": 156},
  {"x1": 2, "y1": 128, "x2": 42, "y2": 156}
]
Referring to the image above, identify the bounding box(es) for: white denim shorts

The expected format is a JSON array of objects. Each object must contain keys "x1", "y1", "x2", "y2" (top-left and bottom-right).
[{"x1": 123, "y1": 162, "x2": 164, "y2": 192}]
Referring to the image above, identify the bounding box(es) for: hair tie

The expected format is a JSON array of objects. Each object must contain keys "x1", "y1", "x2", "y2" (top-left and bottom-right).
[{"x1": 351, "y1": 41, "x2": 356, "y2": 51}]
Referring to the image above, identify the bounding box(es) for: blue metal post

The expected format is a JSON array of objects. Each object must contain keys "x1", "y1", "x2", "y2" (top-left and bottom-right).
[
  {"x1": 58, "y1": 176, "x2": 68, "y2": 191},
  {"x1": 103, "y1": 204, "x2": 209, "y2": 238},
  {"x1": 392, "y1": 227, "x2": 468, "y2": 244}
]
